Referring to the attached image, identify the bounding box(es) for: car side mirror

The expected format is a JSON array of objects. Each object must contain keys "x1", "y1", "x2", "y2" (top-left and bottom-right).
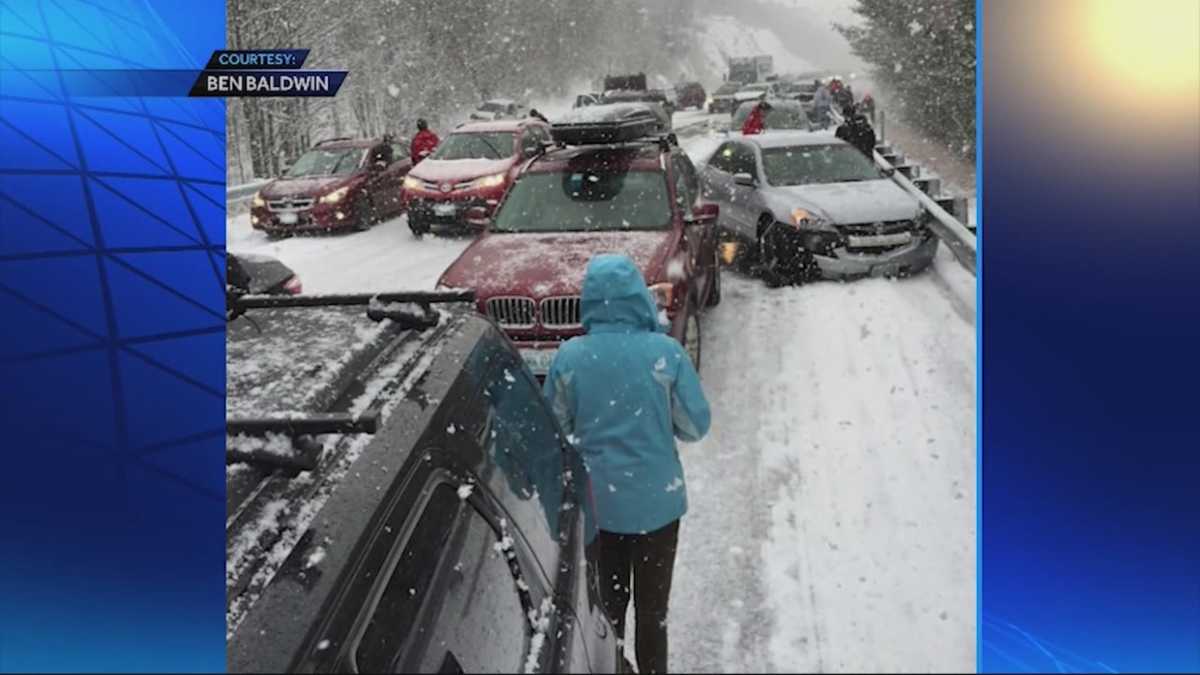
[
  {"x1": 881, "y1": 167, "x2": 896, "y2": 178},
  {"x1": 685, "y1": 203, "x2": 719, "y2": 226},
  {"x1": 465, "y1": 205, "x2": 492, "y2": 228},
  {"x1": 733, "y1": 172, "x2": 757, "y2": 187},
  {"x1": 280, "y1": 163, "x2": 292, "y2": 175}
]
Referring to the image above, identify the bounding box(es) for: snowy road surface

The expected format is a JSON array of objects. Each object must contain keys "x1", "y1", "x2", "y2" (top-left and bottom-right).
[{"x1": 228, "y1": 118, "x2": 976, "y2": 672}]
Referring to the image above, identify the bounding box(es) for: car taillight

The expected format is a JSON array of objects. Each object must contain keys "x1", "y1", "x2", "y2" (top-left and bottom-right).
[{"x1": 283, "y1": 275, "x2": 302, "y2": 295}]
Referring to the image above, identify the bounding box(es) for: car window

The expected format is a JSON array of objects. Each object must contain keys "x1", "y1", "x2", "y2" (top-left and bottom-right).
[
  {"x1": 391, "y1": 144, "x2": 407, "y2": 163},
  {"x1": 708, "y1": 143, "x2": 737, "y2": 173},
  {"x1": 355, "y1": 483, "x2": 462, "y2": 673},
  {"x1": 480, "y1": 361, "x2": 564, "y2": 572},
  {"x1": 671, "y1": 154, "x2": 698, "y2": 209},
  {"x1": 403, "y1": 504, "x2": 531, "y2": 674},
  {"x1": 761, "y1": 144, "x2": 883, "y2": 186},
  {"x1": 285, "y1": 147, "x2": 363, "y2": 177},
  {"x1": 432, "y1": 133, "x2": 515, "y2": 160},
  {"x1": 730, "y1": 143, "x2": 758, "y2": 178},
  {"x1": 492, "y1": 169, "x2": 671, "y2": 233}
]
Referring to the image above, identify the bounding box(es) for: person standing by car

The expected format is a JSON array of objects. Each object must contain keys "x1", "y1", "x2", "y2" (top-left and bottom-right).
[
  {"x1": 812, "y1": 80, "x2": 834, "y2": 128},
  {"x1": 543, "y1": 254, "x2": 711, "y2": 675},
  {"x1": 836, "y1": 103, "x2": 878, "y2": 159},
  {"x1": 409, "y1": 118, "x2": 440, "y2": 165},
  {"x1": 741, "y1": 99, "x2": 772, "y2": 135}
]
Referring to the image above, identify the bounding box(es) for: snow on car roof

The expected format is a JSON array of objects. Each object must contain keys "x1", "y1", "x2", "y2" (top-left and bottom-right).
[
  {"x1": 481, "y1": 97, "x2": 516, "y2": 106},
  {"x1": 745, "y1": 130, "x2": 845, "y2": 150},
  {"x1": 453, "y1": 119, "x2": 526, "y2": 133}
]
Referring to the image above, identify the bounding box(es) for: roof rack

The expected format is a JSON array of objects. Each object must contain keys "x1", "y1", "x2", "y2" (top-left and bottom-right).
[
  {"x1": 228, "y1": 289, "x2": 476, "y2": 324},
  {"x1": 551, "y1": 103, "x2": 670, "y2": 146}
]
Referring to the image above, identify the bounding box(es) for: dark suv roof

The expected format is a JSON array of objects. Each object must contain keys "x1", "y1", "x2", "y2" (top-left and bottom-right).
[
  {"x1": 225, "y1": 294, "x2": 490, "y2": 669},
  {"x1": 529, "y1": 142, "x2": 665, "y2": 172}
]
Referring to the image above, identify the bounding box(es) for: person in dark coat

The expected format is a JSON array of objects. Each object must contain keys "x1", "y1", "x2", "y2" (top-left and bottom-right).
[{"x1": 835, "y1": 103, "x2": 877, "y2": 159}]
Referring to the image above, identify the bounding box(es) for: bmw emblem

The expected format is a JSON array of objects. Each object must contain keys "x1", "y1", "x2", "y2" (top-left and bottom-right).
[{"x1": 440, "y1": 183, "x2": 451, "y2": 193}]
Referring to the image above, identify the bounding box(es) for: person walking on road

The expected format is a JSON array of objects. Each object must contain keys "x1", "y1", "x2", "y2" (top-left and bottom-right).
[
  {"x1": 836, "y1": 103, "x2": 878, "y2": 159},
  {"x1": 409, "y1": 118, "x2": 440, "y2": 165},
  {"x1": 741, "y1": 99, "x2": 772, "y2": 135},
  {"x1": 543, "y1": 253, "x2": 711, "y2": 675}
]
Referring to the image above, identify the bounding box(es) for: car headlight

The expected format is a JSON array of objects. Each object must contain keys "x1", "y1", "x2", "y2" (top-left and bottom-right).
[
  {"x1": 319, "y1": 186, "x2": 350, "y2": 204},
  {"x1": 473, "y1": 172, "x2": 507, "y2": 189},
  {"x1": 402, "y1": 175, "x2": 423, "y2": 191},
  {"x1": 252, "y1": 192, "x2": 265, "y2": 208},
  {"x1": 791, "y1": 207, "x2": 828, "y2": 229}
]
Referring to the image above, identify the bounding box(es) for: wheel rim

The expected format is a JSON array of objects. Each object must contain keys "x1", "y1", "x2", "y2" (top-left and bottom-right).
[{"x1": 685, "y1": 313, "x2": 701, "y2": 370}]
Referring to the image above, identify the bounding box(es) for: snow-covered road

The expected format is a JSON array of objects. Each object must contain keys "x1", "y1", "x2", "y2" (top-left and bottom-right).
[{"x1": 227, "y1": 119, "x2": 976, "y2": 673}]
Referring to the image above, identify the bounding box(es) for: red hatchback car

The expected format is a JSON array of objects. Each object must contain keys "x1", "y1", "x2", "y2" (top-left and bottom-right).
[
  {"x1": 401, "y1": 119, "x2": 552, "y2": 237},
  {"x1": 251, "y1": 137, "x2": 411, "y2": 236},
  {"x1": 437, "y1": 132, "x2": 721, "y2": 377}
]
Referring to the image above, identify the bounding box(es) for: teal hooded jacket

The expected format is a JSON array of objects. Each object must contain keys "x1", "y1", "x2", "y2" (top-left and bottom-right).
[{"x1": 543, "y1": 254, "x2": 711, "y2": 534}]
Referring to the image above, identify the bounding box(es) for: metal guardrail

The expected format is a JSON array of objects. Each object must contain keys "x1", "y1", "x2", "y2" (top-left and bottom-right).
[
  {"x1": 873, "y1": 149, "x2": 976, "y2": 276},
  {"x1": 226, "y1": 179, "x2": 271, "y2": 206}
]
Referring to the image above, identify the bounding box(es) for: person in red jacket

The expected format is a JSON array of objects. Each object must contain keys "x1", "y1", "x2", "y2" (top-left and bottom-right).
[
  {"x1": 410, "y1": 118, "x2": 440, "y2": 165},
  {"x1": 741, "y1": 100, "x2": 772, "y2": 135}
]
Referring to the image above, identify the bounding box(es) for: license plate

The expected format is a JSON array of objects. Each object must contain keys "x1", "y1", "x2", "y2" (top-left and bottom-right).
[
  {"x1": 519, "y1": 348, "x2": 557, "y2": 376},
  {"x1": 433, "y1": 203, "x2": 458, "y2": 217},
  {"x1": 277, "y1": 212, "x2": 298, "y2": 225},
  {"x1": 847, "y1": 232, "x2": 912, "y2": 247}
]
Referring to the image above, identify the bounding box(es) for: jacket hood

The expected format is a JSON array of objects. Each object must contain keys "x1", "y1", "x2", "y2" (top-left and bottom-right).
[{"x1": 580, "y1": 254, "x2": 659, "y2": 334}]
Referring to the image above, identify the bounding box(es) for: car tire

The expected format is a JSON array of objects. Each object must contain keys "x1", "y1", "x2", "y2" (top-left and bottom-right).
[
  {"x1": 352, "y1": 196, "x2": 373, "y2": 232},
  {"x1": 683, "y1": 308, "x2": 702, "y2": 373},
  {"x1": 757, "y1": 216, "x2": 795, "y2": 287},
  {"x1": 408, "y1": 214, "x2": 429, "y2": 239},
  {"x1": 706, "y1": 250, "x2": 722, "y2": 307}
]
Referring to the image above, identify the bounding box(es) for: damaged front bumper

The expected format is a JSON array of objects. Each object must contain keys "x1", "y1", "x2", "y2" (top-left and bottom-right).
[{"x1": 813, "y1": 232, "x2": 939, "y2": 279}]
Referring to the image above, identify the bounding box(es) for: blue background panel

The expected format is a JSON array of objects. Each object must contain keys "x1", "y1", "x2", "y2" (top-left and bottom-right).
[{"x1": 0, "y1": 0, "x2": 225, "y2": 671}]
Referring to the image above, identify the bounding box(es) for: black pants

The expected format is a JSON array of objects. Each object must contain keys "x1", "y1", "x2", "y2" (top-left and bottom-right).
[{"x1": 596, "y1": 520, "x2": 680, "y2": 674}]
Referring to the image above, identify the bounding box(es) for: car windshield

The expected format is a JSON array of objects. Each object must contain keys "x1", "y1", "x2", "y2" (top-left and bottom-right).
[
  {"x1": 479, "y1": 101, "x2": 510, "y2": 113},
  {"x1": 761, "y1": 144, "x2": 883, "y2": 186},
  {"x1": 715, "y1": 84, "x2": 740, "y2": 95},
  {"x1": 743, "y1": 84, "x2": 770, "y2": 93},
  {"x1": 284, "y1": 148, "x2": 363, "y2": 177},
  {"x1": 733, "y1": 105, "x2": 809, "y2": 130},
  {"x1": 432, "y1": 132, "x2": 514, "y2": 160},
  {"x1": 492, "y1": 169, "x2": 671, "y2": 233}
]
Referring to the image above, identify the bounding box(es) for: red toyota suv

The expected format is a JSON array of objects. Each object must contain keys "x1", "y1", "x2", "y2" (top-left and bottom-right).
[
  {"x1": 437, "y1": 105, "x2": 721, "y2": 377},
  {"x1": 401, "y1": 119, "x2": 552, "y2": 237},
  {"x1": 250, "y1": 136, "x2": 411, "y2": 236}
]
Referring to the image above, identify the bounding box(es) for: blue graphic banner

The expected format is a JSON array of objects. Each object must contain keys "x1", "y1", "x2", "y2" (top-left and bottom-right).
[{"x1": 0, "y1": 0, "x2": 225, "y2": 671}]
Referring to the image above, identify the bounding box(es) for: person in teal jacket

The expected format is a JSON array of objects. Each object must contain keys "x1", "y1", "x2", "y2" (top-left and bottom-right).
[{"x1": 543, "y1": 253, "x2": 711, "y2": 675}]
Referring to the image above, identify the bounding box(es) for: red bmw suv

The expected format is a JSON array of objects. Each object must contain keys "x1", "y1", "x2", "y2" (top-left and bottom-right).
[{"x1": 437, "y1": 110, "x2": 721, "y2": 377}]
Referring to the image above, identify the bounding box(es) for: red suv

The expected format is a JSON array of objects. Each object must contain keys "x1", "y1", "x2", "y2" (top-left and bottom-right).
[
  {"x1": 401, "y1": 119, "x2": 552, "y2": 237},
  {"x1": 437, "y1": 124, "x2": 721, "y2": 377},
  {"x1": 250, "y1": 136, "x2": 410, "y2": 236}
]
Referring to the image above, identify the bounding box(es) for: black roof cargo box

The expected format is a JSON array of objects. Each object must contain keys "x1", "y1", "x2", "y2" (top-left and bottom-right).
[{"x1": 551, "y1": 103, "x2": 667, "y2": 145}]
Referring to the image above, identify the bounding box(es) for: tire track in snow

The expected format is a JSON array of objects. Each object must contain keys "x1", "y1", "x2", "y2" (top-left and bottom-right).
[{"x1": 674, "y1": 269, "x2": 975, "y2": 672}]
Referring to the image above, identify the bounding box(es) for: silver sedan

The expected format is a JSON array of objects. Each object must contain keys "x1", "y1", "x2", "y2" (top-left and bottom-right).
[{"x1": 698, "y1": 130, "x2": 938, "y2": 283}]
